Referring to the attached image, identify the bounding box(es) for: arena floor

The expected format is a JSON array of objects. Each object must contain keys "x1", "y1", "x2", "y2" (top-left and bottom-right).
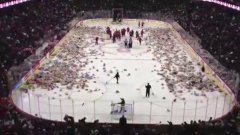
[{"x1": 11, "y1": 19, "x2": 235, "y2": 124}]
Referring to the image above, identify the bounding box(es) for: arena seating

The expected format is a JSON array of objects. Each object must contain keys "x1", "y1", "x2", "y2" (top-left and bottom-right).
[
  {"x1": 0, "y1": 0, "x2": 80, "y2": 69},
  {"x1": 177, "y1": 1, "x2": 240, "y2": 73},
  {"x1": 0, "y1": 0, "x2": 239, "y2": 135}
]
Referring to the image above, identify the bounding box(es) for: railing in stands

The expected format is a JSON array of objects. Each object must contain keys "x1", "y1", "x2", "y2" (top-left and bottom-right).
[
  {"x1": 0, "y1": 0, "x2": 30, "y2": 9},
  {"x1": 202, "y1": 0, "x2": 240, "y2": 11}
]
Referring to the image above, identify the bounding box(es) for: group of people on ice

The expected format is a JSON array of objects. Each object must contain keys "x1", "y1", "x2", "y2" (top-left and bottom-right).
[{"x1": 105, "y1": 25, "x2": 145, "y2": 48}]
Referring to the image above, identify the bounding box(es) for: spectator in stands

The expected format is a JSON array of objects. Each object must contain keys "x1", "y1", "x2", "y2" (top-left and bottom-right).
[{"x1": 119, "y1": 115, "x2": 127, "y2": 128}]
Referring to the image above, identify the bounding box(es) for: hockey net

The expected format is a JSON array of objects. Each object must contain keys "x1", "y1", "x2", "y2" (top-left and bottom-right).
[{"x1": 111, "y1": 103, "x2": 133, "y2": 120}]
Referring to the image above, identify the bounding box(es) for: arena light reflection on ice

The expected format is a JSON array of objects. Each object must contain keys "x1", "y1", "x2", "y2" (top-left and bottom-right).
[
  {"x1": 0, "y1": 0, "x2": 30, "y2": 9},
  {"x1": 202, "y1": 0, "x2": 240, "y2": 11}
]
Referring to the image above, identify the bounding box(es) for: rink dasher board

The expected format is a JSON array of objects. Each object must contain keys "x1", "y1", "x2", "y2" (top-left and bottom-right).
[{"x1": 10, "y1": 19, "x2": 237, "y2": 123}]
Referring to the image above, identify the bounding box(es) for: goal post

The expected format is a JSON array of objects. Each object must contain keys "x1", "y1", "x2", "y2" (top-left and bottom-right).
[{"x1": 112, "y1": 8, "x2": 123, "y2": 22}]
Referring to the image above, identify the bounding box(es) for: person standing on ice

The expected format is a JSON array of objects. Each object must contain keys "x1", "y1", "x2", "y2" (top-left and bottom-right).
[
  {"x1": 118, "y1": 98, "x2": 125, "y2": 113},
  {"x1": 106, "y1": 27, "x2": 110, "y2": 35},
  {"x1": 127, "y1": 27, "x2": 130, "y2": 33},
  {"x1": 138, "y1": 37, "x2": 142, "y2": 45},
  {"x1": 124, "y1": 38, "x2": 128, "y2": 48},
  {"x1": 142, "y1": 22, "x2": 145, "y2": 27},
  {"x1": 95, "y1": 37, "x2": 99, "y2": 45},
  {"x1": 136, "y1": 31, "x2": 139, "y2": 39},
  {"x1": 121, "y1": 28, "x2": 126, "y2": 36},
  {"x1": 114, "y1": 71, "x2": 120, "y2": 84},
  {"x1": 106, "y1": 27, "x2": 112, "y2": 38},
  {"x1": 145, "y1": 83, "x2": 151, "y2": 98},
  {"x1": 117, "y1": 30, "x2": 121, "y2": 40},
  {"x1": 112, "y1": 34, "x2": 116, "y2": 43},
  {"x1": 141, "y1": 29, "x2": 144, "y2": 37},
  {"x1": 109, "y1": 30, "x2": 112, "y2": 38},
  {"x1": 130, "y1": 30, "x2": 134, "y2": 37},
  {"x1": 128, "y1": 37, "x2": 133, "y2": 48}
]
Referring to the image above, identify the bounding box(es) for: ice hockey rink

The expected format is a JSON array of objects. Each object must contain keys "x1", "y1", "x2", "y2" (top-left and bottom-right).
[{"x1": 11, "y1": 19, "x2": 236, "y2": 124}]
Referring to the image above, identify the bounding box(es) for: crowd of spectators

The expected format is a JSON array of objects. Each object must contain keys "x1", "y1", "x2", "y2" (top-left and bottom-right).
[
  {"x1": 0, "y1": 0, "x2": 81, "y2": 70},
  {"x1": 0, "y1": 0, "x2": 240, "y2": 134},
  {"x1": 177, "y1": 1, "x2": 240, "y2": 73}
]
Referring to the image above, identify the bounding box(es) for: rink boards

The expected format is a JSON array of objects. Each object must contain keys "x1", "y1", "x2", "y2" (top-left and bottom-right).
[{"x1": 11, "y1": 18, "x2": 236, "y2": 124}]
